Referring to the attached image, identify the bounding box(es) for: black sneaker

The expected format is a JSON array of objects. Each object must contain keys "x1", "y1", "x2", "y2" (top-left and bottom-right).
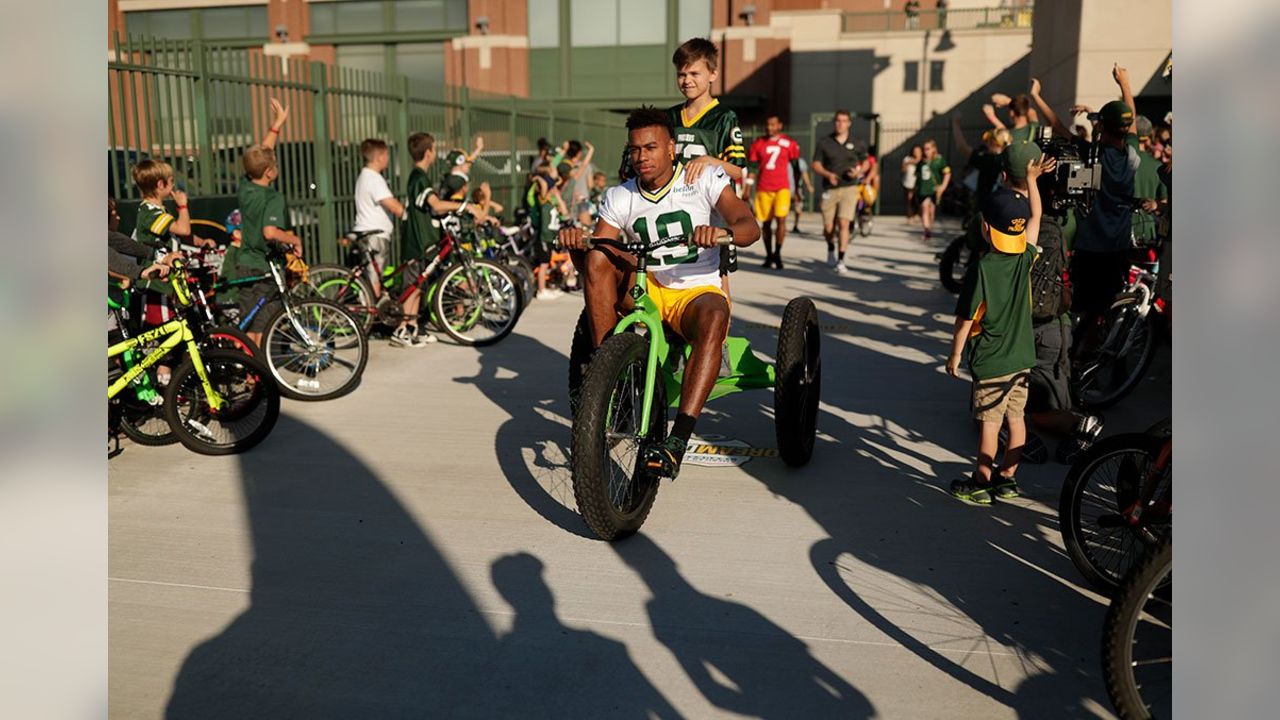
[
  {"x1": 762, "y1": 255, "x2": 774, "y2": 269},
  {"x1": 991, "y1": 475, "x2": 1021, "y2": 499},
  {"x1": 950, "y1": 478, "x2": 993, "y2": 506},
  {"x1": 643, "y1": 435, "x2": 688, "y2": 480},
  {"x1": 775, "y1": 256, "x2": 785, "y2": 270}
]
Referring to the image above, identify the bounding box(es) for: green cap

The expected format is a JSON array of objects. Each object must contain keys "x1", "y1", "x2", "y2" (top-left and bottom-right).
[
  {"x1": 445, "y1": 150, "x2": 467, "y2": 167},
  {"x1": 1099, "y1": 100, "x2": 1133, "y2": 133},
  {"x1": 1002, "y1": 141, "x2": 1043, "y2": 179}
]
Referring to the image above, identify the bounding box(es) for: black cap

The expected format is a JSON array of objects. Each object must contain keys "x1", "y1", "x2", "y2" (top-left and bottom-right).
[{"x1": 980, "y1": 186, "x2": 1030, "y2": 254}]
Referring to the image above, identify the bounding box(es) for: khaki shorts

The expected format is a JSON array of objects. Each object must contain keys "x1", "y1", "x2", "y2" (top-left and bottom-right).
[
  {"x1": 820, "y1": 185, "x2": 859, "y2": 226},
  {"x1": 972, "y1": 370, "x2": 1030, "y2": 422}
]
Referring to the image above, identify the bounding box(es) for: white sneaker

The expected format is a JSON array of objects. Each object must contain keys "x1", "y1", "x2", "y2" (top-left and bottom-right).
[
  {"x1": 826, "y1": 249, "x2": 837, "y2": 267},
  {"x1": 390, "y1": 328, "x2": 430, "y2": 348},
  {"x1": 834, "y1": 261, "x2": 848, "y2": 274},
  {"x1": 414, "y1": 331, "x2": 438, "y2": 345}
]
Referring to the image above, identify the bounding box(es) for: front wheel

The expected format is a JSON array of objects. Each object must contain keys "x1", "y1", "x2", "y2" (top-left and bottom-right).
[
  {"x1": 431, "y1": 259, "x2": 521, "y2": 346},
  {"x1": 571, "y1": 332, "x2": 665, "y2": 541},
  {"x1": 775, "y1": 297, "x2": 821, "y2": 466},
  {"x1": 1102, "y1": 536, "x2": 1171, "y2": 720},
  {"x1": 163, "y1": 348, "x2": 280, "y2": 455},
  {"x1": 857, "y1": 212, "x2": 874, "y2": 237},
  {"x1": 262, "y1": 298, "x2": 369, "y2": 401}
]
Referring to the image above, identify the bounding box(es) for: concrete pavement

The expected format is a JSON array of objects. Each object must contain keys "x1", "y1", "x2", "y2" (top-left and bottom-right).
[{"x1": 109, "y1": 214, "x2": 1168, "y2": 718}]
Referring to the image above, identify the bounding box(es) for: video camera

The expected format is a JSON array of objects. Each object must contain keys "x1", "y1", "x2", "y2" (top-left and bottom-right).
[{"x1": 1036, "y1": 123, "x2": 1102, "y2": 215}]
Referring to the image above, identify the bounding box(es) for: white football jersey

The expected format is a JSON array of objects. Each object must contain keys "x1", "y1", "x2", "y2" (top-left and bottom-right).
[{"x1": 597, "y1": 163, "x2": 731, "y2": 290}]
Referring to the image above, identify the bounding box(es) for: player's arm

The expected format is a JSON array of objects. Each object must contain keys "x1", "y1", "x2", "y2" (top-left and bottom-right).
[
  {"x1": 711, "y1": 184, "x2": 761, "y2": 248},
  {"x1": 558, "y1": 207, "x2": 621, "y2": 250},
  {"x1": 261, "y1": 98, "x2": 289, "y2": 150},
  {"x1": 1023, "y1": 155, "x2": 1055, "y2": 247},
  {"x1": 1113, "y1": 63, "x2": 1137, "y2": 134},
  {"x1": 1029, "y1": 78, "x2": 1072, "y2": 139},
  {"x1": 982, "y1": 103, "x2": 1006, "y2": 130},
  {"x1": 951, "y1": 115, "x2": 973, "y2": 159}
]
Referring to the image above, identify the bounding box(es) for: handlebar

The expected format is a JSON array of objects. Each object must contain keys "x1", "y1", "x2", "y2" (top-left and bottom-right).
[{"x1": 574, "y1": 231, "x2": 734, "y2": 253}]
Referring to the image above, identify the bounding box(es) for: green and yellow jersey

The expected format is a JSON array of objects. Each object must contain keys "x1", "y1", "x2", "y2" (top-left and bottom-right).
[
  {"x1": 668, "y1": 99, "x2": 746, "y2": 169},
  {"x1": 132, "y1": 201, "x2": 175, "y2": 251},
  {"x1": 402, "y1": 166, "x2": 441, "y2": 260}
]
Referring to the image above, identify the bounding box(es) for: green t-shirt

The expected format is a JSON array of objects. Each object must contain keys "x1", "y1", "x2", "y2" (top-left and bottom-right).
[
  {"x1": 667, "y1": 99, "x2": 747, "y2": 169},
  {"x1": 1009, "y1": 121, "x2": 1041, "y2": 146},
  {"x1": 402, "y1": 167, "x2": 440, "y2": 260},
  {"x1": 956, "y1": 246, "x2": 1037, "y2": 380},
  {"x1": 916, "y1": 155, "x2": 950, "y2": 197},
  {"x1": 132, "y1": 201, "x2": 175, "y2": 251},
  {"x1": 1132, "y1": 150, "x2": 1168, "y2": 242},
  {"x1": 235, "y1": 177, "x2": 288, "y2": 276}
]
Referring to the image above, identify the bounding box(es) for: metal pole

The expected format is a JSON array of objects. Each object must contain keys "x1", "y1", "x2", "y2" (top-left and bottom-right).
[
  {"x1": 509, "y1": 95, "x2": 519, "y2": 211},
  {"x1": 191, "y1": 37, "x2": 215, "y2": 195},
  {"x1": 311, "y1": 61, "x2": 337, "y2": 263}
]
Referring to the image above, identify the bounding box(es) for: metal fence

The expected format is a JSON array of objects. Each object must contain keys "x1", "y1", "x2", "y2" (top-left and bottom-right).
[{"x1": 108, "y1": 34, "x2": 628, "y2": 263}]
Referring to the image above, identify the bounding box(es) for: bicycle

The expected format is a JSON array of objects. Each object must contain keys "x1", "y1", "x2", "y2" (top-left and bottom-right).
[
  {"x1": 1058, "y1": 417, "x2": 1170, "y2": 594},
  {"x1": 854, "y1": 184, "x2": 875, "y2": 237},
  {"x1": 207, "y1": 245, "x2": 370, "y2": 401},
  {"x1": 1102, "y1": 534, "x2": 1171, "y2": 719},
  {"x1": 108, "y1": 260, "x2": 280, "y2": 456},
  {"x1": 307, "y1": 217, "x2": 522, "y2": 346},
  {"x1": 568, "y1": 233, "x2": 821, "y2": 541}
]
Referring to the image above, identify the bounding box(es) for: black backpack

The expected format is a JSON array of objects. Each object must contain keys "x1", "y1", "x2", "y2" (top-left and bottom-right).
[{"x1": 1030, "y1": 220, "x2": 1071, "y2": 322}]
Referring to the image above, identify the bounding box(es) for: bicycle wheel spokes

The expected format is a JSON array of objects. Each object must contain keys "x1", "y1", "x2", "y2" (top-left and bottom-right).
[
  {"x1": 438, "y1": 265, "x2": 518, "y2": 343},
  {"x1": 1076, "y1": 450, "x2": 1166, "y2": 585},
  {"x1": 173, "y1": 356, "x2": 271, "y2": 449},
  {"x1": 266, "y1": 301, "x2": 366, "y2": 398},
  {"x1": 605, "y1": 361, "x2": 645, "y2": 513}
]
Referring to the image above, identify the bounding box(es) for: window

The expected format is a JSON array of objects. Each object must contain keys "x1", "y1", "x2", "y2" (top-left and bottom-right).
[
  {"x1": 929, "y1": 60, "x2": 945, "y2": 91},
  {"x1": 124, "y1": 10, "x2": 192, "y2": 39},
  {"x1": 528, "y1": 0, "x2": 560, "y2": 49},
  {"x1": 903, "y1": 60, "x2": 919, "y2": 92},
  {"x1": 396, "y1": 43, "x2": 445, "y2": 95},
  {"x1": 620, "y1": 1, "x2": 665, "y2": 45},
  {"x1": 336, "y1": 44, "x2": 387, "y2": 75},
  {"x1": 571, "y1": 0, "x2": 617, "y2": 47},
  {"x1": 678, "y1": 0, "x2": 711, "y2": 41},
  {"x1": 395, "y1": 0, "x2": 467, "y2": 32},
  {"x1": 311, "y1": 1, "x2": 384, "y2": 35},
  {"x1": 201, "y1": 6, "x2": 268, "y2": 39}
]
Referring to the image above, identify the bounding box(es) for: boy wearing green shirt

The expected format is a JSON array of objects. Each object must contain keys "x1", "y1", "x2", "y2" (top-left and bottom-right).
[{"x1": 946, "y1": 145, "x2": 1053, "y2": 504}]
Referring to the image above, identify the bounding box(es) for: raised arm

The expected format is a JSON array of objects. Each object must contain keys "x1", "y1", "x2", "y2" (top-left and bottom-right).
[
  {"x1": 1023, "y1": 155, "x2": 1055, "y2": 247},
  {"x1": 1029, "y1": 78, "x2": 1072, "y2": 139},
  {"x1": 951, "y1": 115, "x2": 973, "y2": 160},
  {"x1": 468, "y1": 135, "x2": 485, "y2": 163},
  {"x1": 982, "y1": 103, "x2": 1006, "y2": 130},
  {"x1": 1113, "y1": 64, "x2": 1137, "y2": 134},
  {"x1": 261, "y1": 98, "x2": 289, "y2": 150}
]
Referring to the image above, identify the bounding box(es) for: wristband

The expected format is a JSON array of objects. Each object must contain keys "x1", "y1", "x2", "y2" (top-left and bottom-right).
[
  {"x1": 268, "y1": 127, "x2": 280, "y2": 135},
  {"x1": 177, "y1": 205, "x2": 188, "y2": 210}
]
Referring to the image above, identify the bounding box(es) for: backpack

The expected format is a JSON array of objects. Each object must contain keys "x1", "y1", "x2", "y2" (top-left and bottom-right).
[{"x1": 1030, "y1": 220, "x2": 1071, "y2": 322}]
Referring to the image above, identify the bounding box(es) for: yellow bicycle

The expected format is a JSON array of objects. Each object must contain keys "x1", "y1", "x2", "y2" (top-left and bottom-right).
[{"x1": 108, "y1": 260, "x2": 279, "y2": 455}]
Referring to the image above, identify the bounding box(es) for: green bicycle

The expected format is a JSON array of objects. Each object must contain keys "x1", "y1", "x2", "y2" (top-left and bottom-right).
[
  {"x1": 108, "y1": 261, "x2": 280, "y2": 456},
  {"x1": 569, "y1": 234, "x2": 822, "y2": 541}
]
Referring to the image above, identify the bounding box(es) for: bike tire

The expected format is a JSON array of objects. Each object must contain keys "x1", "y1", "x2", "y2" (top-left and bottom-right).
[
  {"x1": 116, "y1": 399, "x2": 177, "y2": 446},
  {"x1": 430, "y1": 259, "x2": 521, "y2": 346},
  {"x1": 939, "y1": 236, "x2": 968, "y2": 293},
  {"x1": 163, "y1": 348, "x2": 280, "y2": 456},
  {"x1": 571, "y1": 332, "x2": 665, "y2": 541},
  {"x1": 501, "y1": 254, "x2": 537, "y2": 309},
  {"x1": 775, "y1": 297, "x2": 821, "y2": 467},
  {"x1": 204, "y1": 325, "x2": 261, "y2": 358},
  {"x1": 313, "y1": 274, "x2": 377, "y2": 335},
  {"x1": 1102, "y1": 535, "x2": 1172, "y2": 720},
  {"x1": 1058, "y1": 432, "x2": 1169, "y2": 594},
  {"x1": 1073, "y1": 294, "x2": 1159, "y2": 410},
  {"x1": 568, "y1": 308, "x2": 593, "y2": 417},
  {"x1": 858, "y1": 215, "x2": 874, "y2": 237},
  {"x1": 262, "y1": 298, "x2": 369, "y2": 402}
]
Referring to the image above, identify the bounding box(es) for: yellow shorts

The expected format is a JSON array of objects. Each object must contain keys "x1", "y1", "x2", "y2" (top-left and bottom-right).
[
  {"x1": 754, "y1": 188, "x2": 792, "y2": 221},
  {"x1": 646, "y1": 277, "x2": 728, "y2": 339}
]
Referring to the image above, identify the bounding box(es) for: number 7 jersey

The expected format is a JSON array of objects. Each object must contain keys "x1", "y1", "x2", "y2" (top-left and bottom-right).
[{"x1": 597, "y1": 162, "x2": 732, "y2": 290}]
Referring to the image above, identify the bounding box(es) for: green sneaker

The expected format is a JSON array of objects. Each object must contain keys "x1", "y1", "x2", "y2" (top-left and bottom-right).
[
  {"x1": 992, "y1": 476, "x2": 1021, "y2": 499},
  {"x1": 643, "y1": 435, "x2": 688, "y2": 481},
  {"x1": 950, "y1": 478, "x2": 993, "y2": 506}
]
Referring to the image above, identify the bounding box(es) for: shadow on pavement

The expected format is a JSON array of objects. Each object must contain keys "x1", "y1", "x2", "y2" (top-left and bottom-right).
[{"x1": 164, "y1": 414, "x2": 679, "y2": 718}]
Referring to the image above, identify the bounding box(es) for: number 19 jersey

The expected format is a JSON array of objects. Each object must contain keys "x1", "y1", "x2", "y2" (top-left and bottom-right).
[{"x1": 597, "y1": 162, "x2": 731, "y2": 290}]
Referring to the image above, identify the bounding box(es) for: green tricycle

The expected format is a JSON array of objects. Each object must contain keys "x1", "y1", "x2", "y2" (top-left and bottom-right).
[{"x1": 567, "y1": 234, "x2": 822, "y2": 541}]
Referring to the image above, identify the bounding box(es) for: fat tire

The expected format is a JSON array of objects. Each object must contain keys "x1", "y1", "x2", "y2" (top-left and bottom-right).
[
  {"x1": 163, "y1": 348, "x2": 280, "y2": 456},
  {"x1": 568, "y1": 308, "x2": 593, "y2": 413},
  {"x1": 263, "y1": 298, "x2": 369, "y2": 401},
  {"x1": 1102, "y1": 535, "x2": 1172, "y2": 720},
  {"x1": 571, "y1": 333, "x2": 665, "y2": 541},
  {"x1": 431, "y1": 260, "x2": 521, "y2": 346},
  {"x1": 775, "y1": 297, "x2": 821, "y2": 466},
  {"x1": 117, "y1": 401, "x2": 177, "y2": 446},
  {"x1": 1058, "y1": 432, "x2": 1167, "y2": 594},
  {"x1": 939, "y1": 236, "x2": 968, "y2": 293}
]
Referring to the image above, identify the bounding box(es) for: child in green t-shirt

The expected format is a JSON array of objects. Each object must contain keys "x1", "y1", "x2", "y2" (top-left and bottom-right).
[{"x1": 945, "y1": 145, "x2": 1053, "y2": 505}]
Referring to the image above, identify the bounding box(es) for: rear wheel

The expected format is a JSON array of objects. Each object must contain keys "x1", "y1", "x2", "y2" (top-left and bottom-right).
[
  {"x1": 116, "y1": 396, "x2": 176, "y2": 446},
  {"x1": 262, "y1": 298, "x2": 369, "y2": 401},
  {"x1": 1103, "y1": 536, "x2": 1172, "y2": 720},
  {"x1": 500, "y1": 254, "x2": 537, "y2": 309},
  {"x1": 431, "y1": 259, "x2": 521, "y2": 346},
  {"x1": 775, "y1": 297, "x2": 821, "y2": 466},
  {"x1": 163, "y1": 348, "x2": 280, "y2": 455},
  {"x1": 571, "y1": 333, "x2": 665, "y2": 541},
  {"x1": 1058, "y1": 433, "x2": 1170, "y2": 594},
  {"x1": 568, "y1": 308, "x2": 593, "y2": 416}
]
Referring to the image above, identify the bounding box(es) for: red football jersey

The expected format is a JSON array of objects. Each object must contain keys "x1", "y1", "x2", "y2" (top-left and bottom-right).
[{"x1": 748, "y1": 134, "x2": 800, "y2": 192}]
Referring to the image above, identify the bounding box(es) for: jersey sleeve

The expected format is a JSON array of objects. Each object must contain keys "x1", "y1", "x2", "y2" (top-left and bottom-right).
[
  {"x1": 147, "y1": 209, "x2": 175, "y2": 237},
  {"x1": 702, "y1": 167, "x2": 732, "y2": 208},
  {"x1": 955, "y1": 262, "x2": 985, "y2": 321},
  {"x1": 718, "y1": 112, "x2": 747, "y2": 167},
  {"x1": 596, "y1": 186, "x2": 628, "y2": 231},
  {"x1": 747, "y1": 138, "x2": 761, "y2": 165},
  {"x1": 413, "y1": 183, "x2": 435, "y2": 210}
]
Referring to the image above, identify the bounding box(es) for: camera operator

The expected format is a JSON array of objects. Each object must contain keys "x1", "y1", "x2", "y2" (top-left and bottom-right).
[{"x1": 1030, "y1": 65, "x2": 1142, "y2": 358}]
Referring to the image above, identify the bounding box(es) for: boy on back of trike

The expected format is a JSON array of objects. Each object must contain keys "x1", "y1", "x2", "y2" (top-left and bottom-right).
[{"x1": 558, "y1": 106, "x2": 761, "y2": 480}]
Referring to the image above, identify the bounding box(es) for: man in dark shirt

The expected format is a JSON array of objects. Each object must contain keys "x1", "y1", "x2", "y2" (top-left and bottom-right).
[{"x1": 812, "y1": 109, "x2": 867, "y2": 274}]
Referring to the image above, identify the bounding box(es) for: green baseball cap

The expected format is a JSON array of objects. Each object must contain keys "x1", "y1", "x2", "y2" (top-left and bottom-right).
[
  {"x1": 1002, "y1": 141, "x2": 1043, "y2": 179},
  {"x1": 1099, "y1": 100, "x2": 1133, "y2": 133}
]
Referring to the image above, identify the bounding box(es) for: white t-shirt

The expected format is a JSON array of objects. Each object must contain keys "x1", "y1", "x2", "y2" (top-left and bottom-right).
[
  {"x1": 597, "y1": 163, "x2": 731, "y2": 290},
  {"x1": 353, "y1": 167, "x2": 396, "y2": 235},
  {"x1": 901, "y1": 157, "x2": 918, "y2": 189}
]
